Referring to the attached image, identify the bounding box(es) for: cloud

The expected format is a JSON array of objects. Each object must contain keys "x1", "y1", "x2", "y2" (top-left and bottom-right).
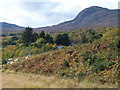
[{"x1": 0, "y1": 0, "x2": 119, "y2": 28}]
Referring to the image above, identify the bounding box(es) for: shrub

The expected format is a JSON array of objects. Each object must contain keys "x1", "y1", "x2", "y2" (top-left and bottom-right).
[
  {"x1": 82, "y1": 51, "x2": 115, "y2": 73},
  {"x1": 2, "y1": 59, "x2": 7, "y2": 64},
  {"x1": 45, "y1": 34, "x2": 54, "y2": 44},
  {"x1": 81, "y1": 32, "x2": 88, "y2": 43},
  {"x1": 64, "y1": 60, "x2": 70, "y2": 67},
  {"x1": 29, "y1": 48, "x2": 41, "y2": 55},
  {"x1": 81, "y1": 51, "x2": 95, "y2": 65},
  {"x1": 81, "y1": 29, "x2": 102, "y2": 43},
  {"x1": 34, "y1": 38, "x2": 46, "y2": 48},
  {"x1": 19, "y1": 43, "x2": 26, "y2": 47},
  {"x1": 52, "y1": 43, "x2": 57, "y2": 50},
  {"x1": 55, "y1": 33, "x2": 70, "y2": 46}
]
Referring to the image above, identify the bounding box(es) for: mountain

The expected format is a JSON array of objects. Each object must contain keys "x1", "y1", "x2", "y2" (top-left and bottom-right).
[
  {"x1": 36, "y1": 6, "x2": 118, "y2": 32},
  {"x1": 1, "y1": 22, "x2": 24, "y2": 33},
  {"x1": 1, "y1": 6, "x2": 119, "y2": 33}
]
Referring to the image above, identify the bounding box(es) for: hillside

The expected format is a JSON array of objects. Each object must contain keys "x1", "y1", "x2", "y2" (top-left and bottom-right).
[
  {"x1": 35, "y1": 6, "x2": 119, "y2": 32},
  {"x1": 3, "y1": 27, "x2": 119, "y2": 86},
  {"x1": 1, "y1": 22, "x2": 24, "y2": 33},
  {"x1": 1, "y1": 6, "x2": 119, "y2": 32}
]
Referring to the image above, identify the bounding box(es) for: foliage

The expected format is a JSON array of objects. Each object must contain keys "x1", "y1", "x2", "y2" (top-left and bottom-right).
[
  {"x1": 32, "y1": 32, "x2": 39, "y2": 42},
  {"x1": 34, "y1": 38, "x2": 46, "y2": 48},
  {"x1": 2, "y1": 27, "x2": 119, "y2": 85},
  {"x1": 81, "y1": 29, "x2": 102, "y2": 43},
  {"x1": 55, "y1": 33, "x2": 70, "y2": 46},
  {"x1": 82, "y1": 51, "x2": 115, "y2": 73},
  {"x1": 19, "y1": 43, "x2": 26, "y2": 47},
  {"x1": 45, "y1": 34, "x2": 54, "y2": 44},
  {"x1": 64, "y1": 60, "x2": 70, "y2": 67},
  {"x1": 2, "y1": 36, "x2": 19, "y2": 47},
  {"x1": 21, "y1": 27, "x2": 34, "y2": 46},
  {"x1": 81, "y1": 32, "x2": 88, "y2": 43},
  {"x1": 39, "y1": 31, "x2": 45, "y2": 39},
  {"x1": 2, "y1": 59, "x2": 7, "y2": 64}
]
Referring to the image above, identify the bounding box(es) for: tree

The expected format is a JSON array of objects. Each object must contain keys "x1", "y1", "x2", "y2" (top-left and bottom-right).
[
  {"x1": 32, "y1": 32, "x2": 39, "y2": 42},
  {"x1": 34, "y1": 38, "x2": 46, "y2": 47},
  {"x1": 81, "y1": 29, "x2": 102, "y2": 43},
  {"x1": 21, "y1": 27, "x2": 34, "y2": 46},
  {"x1": 55, "y1": 33, "x2": 70, "y2": 46},
  {"x1": 81, "y1": 32, "x2": 88, "y2": 43},
  {"x1": 39, "y1": 31, "x2": 45, "y2": 39},
  {"x1": 2, "y1": 59, "x2": 7, "y2": 64},
  {"x1": 11, "y1": 36, "x2": 19, "y2": 41},
  {"x1": 45, "y1": 34, "x2": 54, "y2": 44}
]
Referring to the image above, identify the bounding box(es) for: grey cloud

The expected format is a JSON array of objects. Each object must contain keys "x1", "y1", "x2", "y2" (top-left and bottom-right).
[
  {"x1": 18, "y1": 2, "x2": 80, "y2": 27},
  {"x1": 20, "y1": 2, "x2": 60, "y2": 12}
]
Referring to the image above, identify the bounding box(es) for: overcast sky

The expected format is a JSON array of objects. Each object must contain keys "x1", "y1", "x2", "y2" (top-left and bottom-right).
[{"x1": 0, "y1": 0, "x2": 119, "y2": 28}]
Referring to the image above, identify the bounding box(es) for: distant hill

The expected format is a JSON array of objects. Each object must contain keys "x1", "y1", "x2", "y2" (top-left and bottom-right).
[
  {"x1": 0, "y1": 22, "x2": 24, "y2": 33},
  {"x1": 36, "y1": 6, "x2": 118, "y2": 32},
  {"x1": 1, "y1": 6, "x2": 119, "y2": 32}
]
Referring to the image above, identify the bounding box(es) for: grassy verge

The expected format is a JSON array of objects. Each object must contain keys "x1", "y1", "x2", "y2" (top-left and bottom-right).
[{"x1": 2, "y1": 71, "x2": 117, "y2": 88}]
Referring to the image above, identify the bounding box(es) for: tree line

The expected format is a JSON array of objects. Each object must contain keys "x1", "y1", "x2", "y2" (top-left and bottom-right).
[{"x1": 21, "y1": 27, "x2": 70, "y2": 46}]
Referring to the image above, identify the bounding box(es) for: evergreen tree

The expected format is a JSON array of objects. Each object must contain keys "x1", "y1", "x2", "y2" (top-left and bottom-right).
[
  {"x1": 21, "y1": 27, "x2": 34, "y2": 46},
  {"x1": 55, "y1": 33, "x2": 70, "y2": 46},
  {"x1": 32, "y1": 32, "x2": 39, "y2": 42},
  {"x1": 45, "y1": 34, "x2": 54, "y2": 44},
  {"x1": 39, "y1": 31, "x2": 45, "y2": 39},
  {"x1": 55, "y1": 34, "x2": 61, "y2": 45}
]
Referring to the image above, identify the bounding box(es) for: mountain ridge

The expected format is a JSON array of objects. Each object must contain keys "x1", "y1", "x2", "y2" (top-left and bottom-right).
[
  {"x1": 0, "y1": 22, "x2": 24, "y2": 33},
  {"x1": 36, "y1": 6, "x2": 118, "y2": 32},
  {"x1": 1, "y1": 6, "x2": 119, "y2": 32}
]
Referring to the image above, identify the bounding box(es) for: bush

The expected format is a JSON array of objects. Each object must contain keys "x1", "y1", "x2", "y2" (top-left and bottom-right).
[
  {"x1": 19, "y1": 43, "x2": 26, "y2": 47},
  {"x1": 64, "y1": 60, "x2": 70, "y2": 67},
  {"x1": 82, "y1": 51, "x2": 115, "y2": 73},
  {"x1": 52, "y1": 44, "x2": 57, "y2": 50},
  {"x1": 81, "y1": 51, "x2": 95, "y2": 65},
  {"x1": 45, "y1": 34, "x2": 54, "y2": 44},
  {"x1": 41, "y1": 43, "x2": 52, "y2": 52},
  {"x1": 55, "y1": 33, "x2": 70, "y2": 46},
  {"x1": 81, "y1": 29, "x2": 102, "y2": 43},
  {"x1": 29, "y1": 48, "x2": 41, "y2": 55},
  {"x1": 91, "y1": 61, "x2": 106, "y2": 73},
  {"x1": 2, "y1": 59, "x2": 7, "y2": 64},
  {"x1": 34, "y1": 38, "x2": 46, "y2": 48},
  {"x1": 108, "y1": 38, "x2": 120, "y2": 55}
]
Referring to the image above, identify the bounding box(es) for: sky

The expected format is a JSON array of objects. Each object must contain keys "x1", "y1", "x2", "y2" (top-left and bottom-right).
[{"x1": 0, "y1": 0, "x2": 119, "y2": 28}]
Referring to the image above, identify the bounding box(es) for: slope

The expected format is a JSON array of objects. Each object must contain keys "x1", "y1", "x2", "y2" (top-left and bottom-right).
[
  {"x1": 36, "y1": 6, "x2": 118, "y2": 32},
  {"x1": 3, "y1": 27, "x2": 119, "y2": 85},
  {"x1": 1, "y1": 6, "x2": 119, "y2": 32}
]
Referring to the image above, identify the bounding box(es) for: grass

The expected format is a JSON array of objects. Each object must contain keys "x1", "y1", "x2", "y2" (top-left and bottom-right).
[{"x1": 2, "y1": 71, "x2": 118, "y2": 88}]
